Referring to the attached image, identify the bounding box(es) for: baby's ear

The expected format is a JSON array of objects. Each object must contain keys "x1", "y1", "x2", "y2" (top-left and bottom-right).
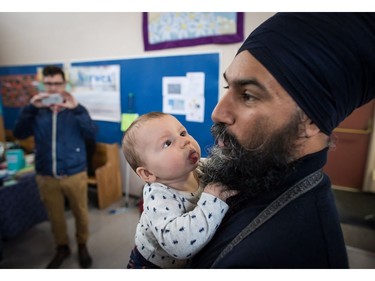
[{"x1": 136, "y1": 167, "x2": 156, "y2": 183}]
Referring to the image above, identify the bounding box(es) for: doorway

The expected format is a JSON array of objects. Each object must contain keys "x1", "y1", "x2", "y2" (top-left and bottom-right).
[{"x1": 324, "y1": 100, "x2": 375, "y2": 190}]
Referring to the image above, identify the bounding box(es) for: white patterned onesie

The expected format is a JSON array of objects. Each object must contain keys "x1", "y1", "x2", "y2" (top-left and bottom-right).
[{"x1": 134, "y1": 182, "x2": 229, "y2": 268}]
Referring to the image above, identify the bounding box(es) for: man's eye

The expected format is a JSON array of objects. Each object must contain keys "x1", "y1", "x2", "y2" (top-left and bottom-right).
[
  {"x1": 163, "y1": 140, "x2": 172, "y2": 148},
  {"x1": 223, "y1": 85, "x2": 229, "y2": 89},
  {"x1": 242, "y1": 92, "x2": 256, "y2": 102}
]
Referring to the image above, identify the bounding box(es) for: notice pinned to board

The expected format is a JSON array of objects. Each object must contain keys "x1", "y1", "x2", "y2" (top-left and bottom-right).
[
  {"x1": 162, "y1": 72, "x2": 205, "y2": 123},
  {"x1": 121, "y1": 113, "x2": 139, "y2": 132},
  {"x1": 70, "y1": 65, "x2": 121, "y2": 122}
]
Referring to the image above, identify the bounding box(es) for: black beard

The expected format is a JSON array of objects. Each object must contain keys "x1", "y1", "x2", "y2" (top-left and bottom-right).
[{"x1": 199, "y1": 114, "x2": 302, "y2": 209}]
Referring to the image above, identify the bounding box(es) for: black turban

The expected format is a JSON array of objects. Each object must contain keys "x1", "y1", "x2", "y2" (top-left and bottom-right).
[{"x1": 238, "y1": 13, "x2": 375, "y2": 135}]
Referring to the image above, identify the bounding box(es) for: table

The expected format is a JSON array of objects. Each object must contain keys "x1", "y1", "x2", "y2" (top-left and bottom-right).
[{"x1": 0, "y1": 173, "x2": 48, "y2": 240}]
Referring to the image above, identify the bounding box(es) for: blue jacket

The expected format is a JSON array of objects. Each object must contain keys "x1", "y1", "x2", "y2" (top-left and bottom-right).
[{"x1": 13, "y1": 104, "x2": 97, "y2": 177}]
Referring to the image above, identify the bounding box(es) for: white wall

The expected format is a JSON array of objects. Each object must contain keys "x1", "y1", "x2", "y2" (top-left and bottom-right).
[{"x1": 0, "y1": 12, "x2": 274, "y2": 99}]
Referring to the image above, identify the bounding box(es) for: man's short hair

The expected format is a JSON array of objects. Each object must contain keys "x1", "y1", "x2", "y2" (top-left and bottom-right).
[{"x1": 42, "y1": 65, "x2": 65, "y2": 81}]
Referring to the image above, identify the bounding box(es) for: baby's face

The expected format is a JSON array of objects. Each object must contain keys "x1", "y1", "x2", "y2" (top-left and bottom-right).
[{"x1": 136, "y1": 115, "x2": 201, "y2": 183}]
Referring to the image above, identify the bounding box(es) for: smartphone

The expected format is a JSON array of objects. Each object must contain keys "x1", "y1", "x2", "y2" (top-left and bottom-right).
[{"x1": 41, "y1": 93, "x2": 63, "y2": 106}]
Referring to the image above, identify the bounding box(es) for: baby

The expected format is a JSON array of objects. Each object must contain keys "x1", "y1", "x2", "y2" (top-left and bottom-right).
[{"x1": 122, "y1": 112, "x2": 233, "y2": 268}]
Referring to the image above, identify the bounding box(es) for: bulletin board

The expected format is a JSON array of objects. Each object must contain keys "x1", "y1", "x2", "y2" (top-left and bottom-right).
[
  {"x1": 0, "y1": 53, "x2": 220, "y2": 157},
  {"x1": 71, "y1": 53, "x2": 220, "y2": 156}
]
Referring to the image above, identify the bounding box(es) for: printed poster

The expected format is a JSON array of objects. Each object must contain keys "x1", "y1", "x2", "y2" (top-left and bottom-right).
[
  {"x1": 162, "y1": 72, "x2": 205, "y2": 122},
  {"x1": 0, "y1": 74, "x2": 39, "y2": 108},
  {"x1": 70, "y1": 65, "x2": 121, "y2": 122}
]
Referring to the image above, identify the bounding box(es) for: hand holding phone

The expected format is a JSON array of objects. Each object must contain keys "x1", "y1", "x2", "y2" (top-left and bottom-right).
[{"x1": 41, "y1": 93, "x2": 63, "y2": 106}]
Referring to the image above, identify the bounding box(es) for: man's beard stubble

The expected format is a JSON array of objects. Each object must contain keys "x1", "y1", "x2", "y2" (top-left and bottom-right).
[{"x1": 199, "y1": 113, "x2": 302, "y2": 208}]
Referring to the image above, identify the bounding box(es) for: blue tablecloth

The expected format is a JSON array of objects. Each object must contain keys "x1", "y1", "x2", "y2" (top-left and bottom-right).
[{"x1": 0, "y1": 173, "x2": 48, "y2": 240}]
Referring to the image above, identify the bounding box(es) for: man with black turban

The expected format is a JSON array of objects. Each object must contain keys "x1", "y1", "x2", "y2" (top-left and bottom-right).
[{"x1": 190, "y1": 13, "x2": 375, "y2": 268}]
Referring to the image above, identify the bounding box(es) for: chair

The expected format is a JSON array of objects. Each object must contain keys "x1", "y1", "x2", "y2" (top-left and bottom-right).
[
  {"x1": 5, "y1": 129, "x2": 35, "y2": 154},
  {"x1": 87, "y1": 142, "x2": 123, "y2": 209}
]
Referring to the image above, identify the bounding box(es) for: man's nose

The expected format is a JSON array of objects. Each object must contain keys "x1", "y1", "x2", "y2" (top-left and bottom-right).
[
  {"x1": 48, "y1": 85, "x2": 58, "y2": 92},
  {"x1": 212, "y1": 93, "x2": 235, "y2": 125}
]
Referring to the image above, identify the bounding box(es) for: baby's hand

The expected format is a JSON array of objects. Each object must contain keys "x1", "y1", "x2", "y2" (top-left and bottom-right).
[{"x1": 204, "y1": 182, "x2": 238, "y2": 202}]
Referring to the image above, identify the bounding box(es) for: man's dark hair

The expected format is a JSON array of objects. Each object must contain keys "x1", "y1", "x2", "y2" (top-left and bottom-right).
[{"x1": 42, "y1": 65, "x2": 65, "y2": 81}]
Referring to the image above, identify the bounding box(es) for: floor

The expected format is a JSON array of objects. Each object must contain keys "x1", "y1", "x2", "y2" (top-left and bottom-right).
[
  {"x1": 0, "y1": 196, "x2": 140, "y2": 269},
  {"x1": 1, "y1": 195, "x2": 375, "y2": 270}
]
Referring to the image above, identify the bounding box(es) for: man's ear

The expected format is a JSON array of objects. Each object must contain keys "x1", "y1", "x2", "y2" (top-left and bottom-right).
[
  {"x1": 136, "y1": 166, "x2": 156, "y2": 183},
  {"x1": 304, "y1": 118, "x2": 321, "y2": 138}
]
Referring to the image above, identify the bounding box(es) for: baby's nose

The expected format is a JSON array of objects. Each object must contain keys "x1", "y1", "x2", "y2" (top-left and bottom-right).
[{"x1": 180, "y1": 138, "x2": 190, "y2": 148}]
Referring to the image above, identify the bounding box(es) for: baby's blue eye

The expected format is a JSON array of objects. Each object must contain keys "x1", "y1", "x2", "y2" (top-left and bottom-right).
[{"x1": 163, "y1": 140, "x2": 172, "y2": 148}]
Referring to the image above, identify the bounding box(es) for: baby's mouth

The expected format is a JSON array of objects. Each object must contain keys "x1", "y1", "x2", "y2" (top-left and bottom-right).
[{"x1": 188, "y1": 150, "x2": 199, "y2": 164}]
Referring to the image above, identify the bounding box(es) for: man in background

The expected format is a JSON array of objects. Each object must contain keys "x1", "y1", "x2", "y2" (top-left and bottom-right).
[{"x1": 13, "y1": 65, "x2": 97, "y2": 269}]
